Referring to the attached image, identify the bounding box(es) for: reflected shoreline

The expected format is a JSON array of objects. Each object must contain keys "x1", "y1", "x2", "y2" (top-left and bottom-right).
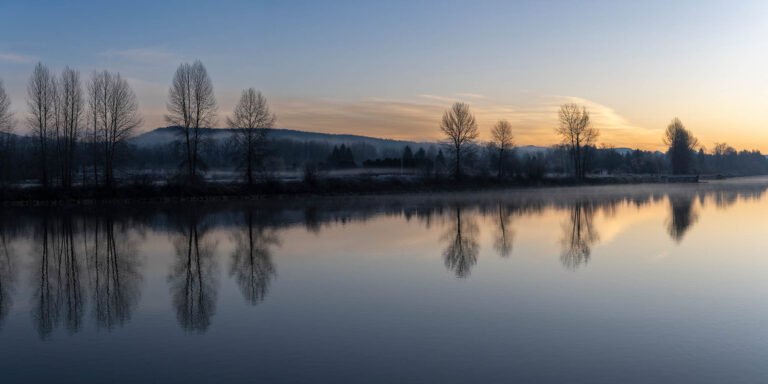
[{"x1": 0, "y1": 180, "x2": 766, "y2": 336}]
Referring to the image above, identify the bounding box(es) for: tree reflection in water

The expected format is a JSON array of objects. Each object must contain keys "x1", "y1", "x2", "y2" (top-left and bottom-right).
[
  {"x1": 0, "y1": 215, "x2": 16, "y2": 330},
  {"x1": 666, "y1": 196, "x2": 698, "y2": 243},
  {"x1": 560, "y1": 203, "x2": 599, "y2": 271},
  {"x1": 31, "y1": 216, "x2": 84, "y2": 338},
  {"x1": 441, "y1": 206, "x2": 479, "y2": 278},
  {"x1": 84, "y1": 216, "x2": 141, "y2": 330},
  {"x1": 230, "y1": 210, "x2": 279, "y2": 305},
  {"x1": 169, "y1": 214, "x2": 218, "y2": 333},
  {"x1": 493, "y1": 204, "x2": 514, "y2": 258}
]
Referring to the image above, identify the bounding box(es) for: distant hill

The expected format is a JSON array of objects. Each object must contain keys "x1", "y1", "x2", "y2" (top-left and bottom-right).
[
  {"x1": 129, "y1": 126, "x2": 436, "y2": 152},
  {"x1": 6, "y1": 126, "x2": 644, "y2": 157}
]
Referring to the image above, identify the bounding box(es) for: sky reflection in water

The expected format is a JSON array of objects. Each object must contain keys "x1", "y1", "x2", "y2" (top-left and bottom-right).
[{"x1": 1, "y1": 179, "x2": 768, "y2": 383}]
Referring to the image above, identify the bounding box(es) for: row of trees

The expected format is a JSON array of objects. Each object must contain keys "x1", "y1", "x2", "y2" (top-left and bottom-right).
[
  {"x1": 439, "y1": 101, "x2": 734, "y2": 180},
  {"x1": 440, "y1": 101, "x2": 601, "y2": 180},
  {"x1": 0, "y1": 60, "x2": 276, "y2": 189},
  {"x1": 25, "y1": 64, "x2": 142, "y2": 188},
  {"x1": 0, "y1": 60, "x2": 765, "y2": 189},
  {"x1": 166, "y1": 61, "x2": 276, "y2": 185}
]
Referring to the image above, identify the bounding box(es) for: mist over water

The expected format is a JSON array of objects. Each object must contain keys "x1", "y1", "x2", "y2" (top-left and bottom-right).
[{"x1": 2, "y1": 178, "x2": 768, "y2": 383}]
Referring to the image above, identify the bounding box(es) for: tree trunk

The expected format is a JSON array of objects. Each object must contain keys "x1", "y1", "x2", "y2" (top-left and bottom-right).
[{"x1": 455, "y1": 145, "x2": 461, "y2": 180}]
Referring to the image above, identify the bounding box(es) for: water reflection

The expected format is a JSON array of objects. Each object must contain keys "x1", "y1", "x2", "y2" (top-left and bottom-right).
[
  {"x1": 493, "y1": 204, "x2": 514, "y2": 258},
  {"x1": 0, "y1": 180, "x2": 765, "y2": 337},
  {"x1": 230, "y1": 210, "x2": 279, "y2": 305},
  {"x1": 666, "y1": 196, "x2": 699, "y2": 243},
  {"x1": 84, "y1": 216, "x2": 141, "y2": 330},
  {"x1": 31, "y1": 216, "x2": 84, "y2": 338},
  {"x1": 560, "y1": 203, "x2": 599, "y2": 271},
  {"x1": 169, "y1": 212, "x2": 219, "y2": 333},
  {"x1": 0, "y1": 214, "x2": 15, "y2": 330},
  {"x1": 441, "y1": 206, "x2": 479, "y2": 278}
]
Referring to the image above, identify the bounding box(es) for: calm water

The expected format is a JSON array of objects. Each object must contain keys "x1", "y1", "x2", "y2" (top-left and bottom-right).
[{"x1": 2, "y1": 179, "x2": 768, "y2": 383}]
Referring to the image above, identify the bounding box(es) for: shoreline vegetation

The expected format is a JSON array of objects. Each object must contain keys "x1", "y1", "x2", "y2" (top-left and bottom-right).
[
  {"x1": 0, "y1": 173, "x2": 719, "y2": 206},
  {"x1": 2, "y1": 61, "x2": 767, "y2": 206}
]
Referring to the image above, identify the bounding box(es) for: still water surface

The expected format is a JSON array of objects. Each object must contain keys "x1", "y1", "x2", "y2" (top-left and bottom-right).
[{"x1": 2, "y1": 179, "x2": 768, "y2": 383}]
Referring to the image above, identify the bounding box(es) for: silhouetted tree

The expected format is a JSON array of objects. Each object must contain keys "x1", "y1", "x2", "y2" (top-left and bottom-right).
[
  {"x1": 556, "y1": 104, "x2": 598, "y2": 180},
  {"x1": 87, "y1": 70, "x2": 142, "y2": 187},
  {"x1": 663, "y1": 118, "x2": 698, "y2": 175},
  {"x1": 327, "y1": 144, "x2": 355, "y2": 168},
  {"x1": 435, "y1": 149, "x2": 447, "y2": 176},
  {"x1": 230, "y1": 210, "x2": 279, "y2": 305},
  {"x1": 0, "y1": 79, "x2": 15, "y2": 185},
  {"x1": 27, "y1": 63, "x2": 57, "y2": 187},
  {"x1": 491, "y1": 119, "x2": 514, "y2": 178},
  {"x1": 166, "y1": 60, "x2": 217, "y2": 183},
  {"x1": 441, "y1": 206, "x2": 479, "y2": 278},
  {"x1": 57, "y1": 67, "x2": 84, "y2": 189},
  {"x1": 440, "y1": 102, "x2": 478, "y2": 179},
  {"x1": 402, "y1": 145, "x2": 414, "y2": 167},
  {"x1": 560, "y1": 203, "x2": 599, "y2": 270},
  {"x1": 599, "y1": 144, "x2": 623, "y2": 174},
  {"x1": 227, "y1": 88, "x2": 276, "y2": 185},
  {"x1": 712, "y1": 142, "x2": 736, "y2": 173}
]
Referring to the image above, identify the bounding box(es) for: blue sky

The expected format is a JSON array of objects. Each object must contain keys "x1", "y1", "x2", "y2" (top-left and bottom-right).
[{"x1": 1, "y1": 0, "x2": 767, "y2": 149}]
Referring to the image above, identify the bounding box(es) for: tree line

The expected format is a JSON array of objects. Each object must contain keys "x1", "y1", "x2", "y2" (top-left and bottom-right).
[
  {"x1": 0, "y1": 60, "x2": 276, "y2": 189},
  {"x1": 1, "y1": 60, "x2": 767, "y2": 191},
  {"x1": 439, "y1": 101, "x2": 766, "y2": 180}
]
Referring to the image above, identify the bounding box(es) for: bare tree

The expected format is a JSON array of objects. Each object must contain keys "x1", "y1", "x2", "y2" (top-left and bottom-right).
[
  {"x1": 88, "y1": 71, "x2": 142, "y2": 188},
  {"x1": 0, "y1": 79, "x2": 15, "y2": 185},
  {"x1": 0, "y1": 80, "x2": 13, "y2": 136},
  {"x1": 227, "y1": 88, "x2": 276, "y2": 185},
  {"x1": 26, "y1": 63, "x2": 57, "y2": 187},
  {"x1": 663, "y1": 118, "x2": 698, "y2": 175},
  {"x1": 440, "y1": 102, "x2": 478, "y2": 179},
  {"x1": 555, "y1": 103, "x2": 598, "y2": 180},
  {"x1": 166, "y1": 60, "x2": 217, "y2": 183},
  {"x1": 57, "y1": 67, "x2": 84, "y2": 188},
  {"x1": 491, "y1": 119, "x2": 514, "y2": 178}
]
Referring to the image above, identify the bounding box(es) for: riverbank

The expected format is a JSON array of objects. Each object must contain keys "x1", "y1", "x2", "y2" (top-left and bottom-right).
[{"x1": 0, "y1": 173, "x2": 713, "y2": 206}]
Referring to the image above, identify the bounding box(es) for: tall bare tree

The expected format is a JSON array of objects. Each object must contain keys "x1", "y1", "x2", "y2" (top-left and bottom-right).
[
  {"x1": 0, "y1": 79, "x2": 14, "y2": 185},
  {"x1": 166, "y1": 60, "x2": 217, "y2": 183},
  {"x1": 440, "y1": 102, "x2": 478, "y2": 179},
  {"x1": 88, "y1": 71, "x2": 142, "y2": 188},
  {"x1": 491, "y1": 119, "x2": 514, "y2": 178},
  {"x1": 26, "y1": 63, "x2": 57, "y2": 187},
  {"x1": 663, "y1": 118, "x2": 698, "y2": 175},
  {"x1": 0, "y1": 80, "x2": 13, "y2": 137},
  {"x1": 57, "y1": 67, "x2": 84, "y2": 188},
  {"x1": 555, "y1": 103, "x2": 598, "y2": 180},
  {"x1": 227, "y1": 88, "x2": 276, "y2": 185}
]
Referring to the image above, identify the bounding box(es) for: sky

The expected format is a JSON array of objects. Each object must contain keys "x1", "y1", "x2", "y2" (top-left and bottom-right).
[{"x1": 1, "y1": 0, "x2": 768, "y2": 151}]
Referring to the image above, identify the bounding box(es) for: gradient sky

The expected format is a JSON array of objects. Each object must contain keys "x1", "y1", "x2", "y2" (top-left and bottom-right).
[{"x1": 1, "y1": 0, "x2": 767, "y2": 150}]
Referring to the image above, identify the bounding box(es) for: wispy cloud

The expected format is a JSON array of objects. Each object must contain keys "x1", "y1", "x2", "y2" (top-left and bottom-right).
[
  {"x1": 455, "y1": 93, "x2": 487, "y2": 99},
  {"x1": 0, "y1": 52, "x2": 37, "y2": 64},
  {"x1": 272, "y1": 93, "x2": 663, "y2": 149},
  {"x1": 417, "y1": 94, "x2": 458, "y2": 103}
]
